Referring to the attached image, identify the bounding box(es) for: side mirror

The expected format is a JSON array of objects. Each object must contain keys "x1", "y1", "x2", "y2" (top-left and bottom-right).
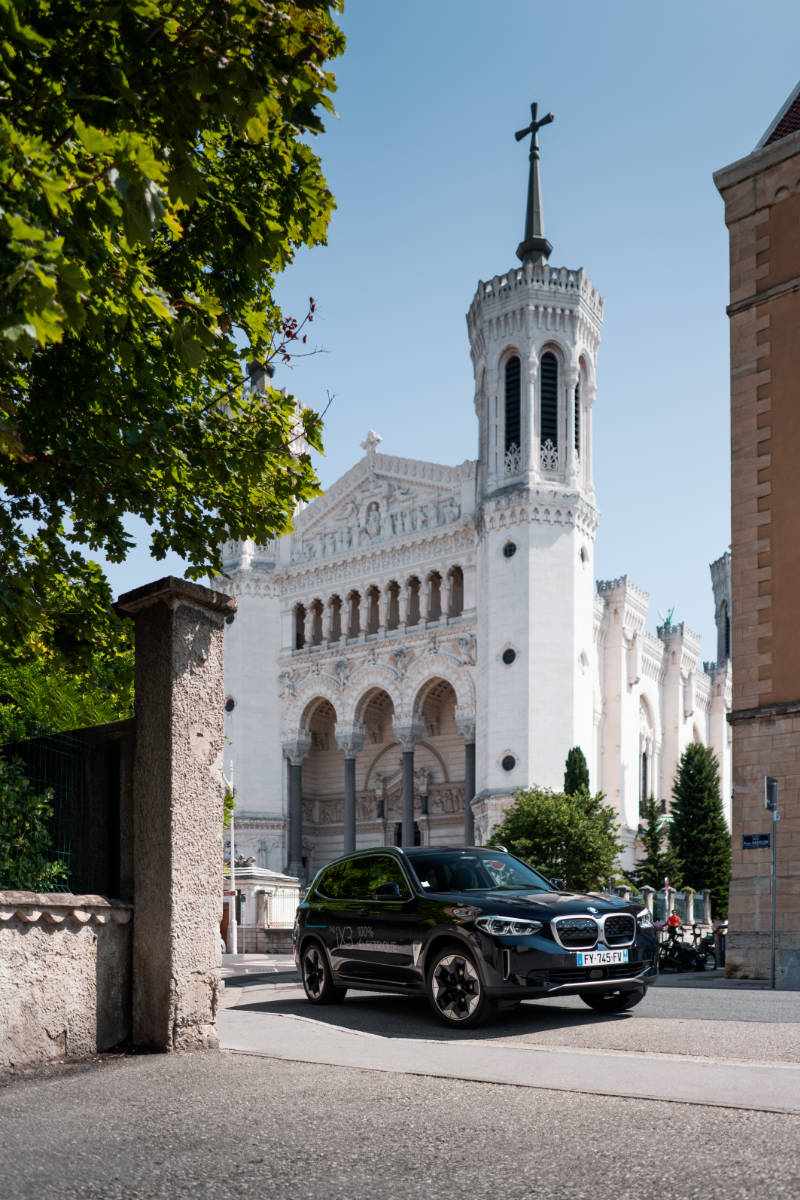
[
  {"x1": 373, "y1": 882, "x2": 402, "y2": 899},
  {"x1": 549, "y1": 878, "x2": 566, "y2": 891}
]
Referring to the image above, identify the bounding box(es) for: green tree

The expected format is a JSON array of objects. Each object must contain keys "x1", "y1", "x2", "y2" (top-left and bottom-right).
[
  {"x1": 0, "y1": 755, "x2": 68, "y2": 889},
  {"x1": 564, "y1": 746, "x2": 590, "y2": 795},
  {"x1": 670, "y1": 744, "x2": 731, "y2": 919},
  {"x1": 633, "y1": 796, "x2": 683, "y2": 890},
  {"x1": 488, "y1": 787, "x2": 623, "y2": 893},
  {"x1": 0, "y1": 0, "x2": 344, "y2": 641},
  {"x1": 0, "y1": 560, "x2": 133, "y2": 741}
]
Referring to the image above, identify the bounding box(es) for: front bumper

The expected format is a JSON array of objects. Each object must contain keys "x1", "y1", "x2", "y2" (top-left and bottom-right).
[{"x1": 478, "y1": 934, "x2": 659, "y2": 999}]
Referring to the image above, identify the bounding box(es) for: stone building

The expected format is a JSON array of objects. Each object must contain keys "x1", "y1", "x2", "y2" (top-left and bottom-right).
[
  {"x1": 714, "y1": 82, "x2": 800, "y2": 985},
  {"x1": 221, "y1": 113, "x2": 731, "y2": 882}
]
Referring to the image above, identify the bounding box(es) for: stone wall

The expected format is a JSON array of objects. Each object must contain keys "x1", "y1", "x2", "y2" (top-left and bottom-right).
[{"x1": 0, "y1": 893, "x2": 132, "y2": 1071}]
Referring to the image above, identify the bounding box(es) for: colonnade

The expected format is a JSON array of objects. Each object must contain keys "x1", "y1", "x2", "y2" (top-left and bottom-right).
[
  {"x1": 294, "y1": 566, "x2": 464, "y2": 650},
  {"x1": 283, "y1": 715, "x2": 477, "y2": 879}
]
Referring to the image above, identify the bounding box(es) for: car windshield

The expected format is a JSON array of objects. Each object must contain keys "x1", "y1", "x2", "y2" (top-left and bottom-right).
[{"x1": 405, "y1": 850, "x2": 551, "y2": 894}]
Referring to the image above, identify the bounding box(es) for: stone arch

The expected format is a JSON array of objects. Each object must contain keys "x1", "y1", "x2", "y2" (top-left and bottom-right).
[
  {"x1": 338, "y1": 662, "x2": 404, "y2": 727},
  {"x1": 282, "y1": 677, "x2": 342, "y2": 742},
  {"x1": 404, "y1": 655, "x2": 475, "y2": 722}
]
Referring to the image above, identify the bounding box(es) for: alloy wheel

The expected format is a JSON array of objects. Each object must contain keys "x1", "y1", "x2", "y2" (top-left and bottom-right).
[{"x1": 431, "y1": 952, "x2": 482, "y2": 1022}]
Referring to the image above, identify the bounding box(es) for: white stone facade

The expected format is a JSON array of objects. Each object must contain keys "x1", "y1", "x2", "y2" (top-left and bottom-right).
[{"x1": 219, "y1": 259, "x2": 731, "y2": 881}]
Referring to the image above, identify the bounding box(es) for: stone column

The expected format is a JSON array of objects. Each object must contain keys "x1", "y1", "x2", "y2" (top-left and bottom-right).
[
  {"x1": 337, "y1": 725, "x2": 365, "y2": 853},
  {"x1": 321, "y1": 599, "x2": 334, "y2": 642},
  {"x1": 457, "y1": 714, "x2": 477, "y2": 845},
  {"x1": 526, "y1": 350, "x2": 539, "y2": 480},
  {"x1": 359, "y1": 591, "x2": 370, "y2": 638},
  {"x1": 399, "y1": 583, "x2": 410, "y2": 627},
  {"x1": 703, "y1": 888, "x2": 712, "y2": 926},
  {"x1": 442, "y1": 572, "x2": 453, "y2": 620},
  {"x1": 378, "y1": 586, "x2": 391, "y2": 632},
  {"x1": 565, "y1": 361, "x2": 579, "y2": 486},
  {"x1": 117, "y1": 576, "x2": 236, "y2": 1053},
  {"x1": 394, "y1": 721, "x2": 422, "y2": 846},
  {"x1": 421, "y1": 576, "x2": 432, "y2": 623},
  {"x1": 283, "y1": 734, "x2": 310, "y2": 879},
  {"x1": 641, "y1": 885, "x2": 655, "y2": 915}
]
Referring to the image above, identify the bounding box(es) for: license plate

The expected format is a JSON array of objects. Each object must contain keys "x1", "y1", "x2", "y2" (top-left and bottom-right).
[{"x1": 576, "y1": 949, "x2": 629, "y2": 966}]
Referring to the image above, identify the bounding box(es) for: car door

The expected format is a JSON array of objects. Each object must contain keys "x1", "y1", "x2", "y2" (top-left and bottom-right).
[
  {"x1": 311, "y1": 858, "x2": 370, "y2": 980},
  {"x1": 344, "y1": 854, "x2": 421, "y2": 986}
]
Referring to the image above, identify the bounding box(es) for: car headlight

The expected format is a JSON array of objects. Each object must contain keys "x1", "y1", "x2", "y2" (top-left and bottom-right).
[
  {"x1": 636, "y1": 908, "x2": 654, "y2": 928},
  {"x1": 475, "y1": 915, "x2": 542, "y2": 936}
]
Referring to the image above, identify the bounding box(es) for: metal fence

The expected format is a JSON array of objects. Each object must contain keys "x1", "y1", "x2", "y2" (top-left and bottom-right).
[{"x1": 1, "y1": 721, "x2": 134, "y2": 896}]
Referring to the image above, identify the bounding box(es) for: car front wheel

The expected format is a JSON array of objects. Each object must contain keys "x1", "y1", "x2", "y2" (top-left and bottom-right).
[
  {"x1": 426, "y1": 944, "x2": 496, "y2": 1029},
  {"x1": 579, "y1": 986, "x2": 646, "y2": 1013},
  {"x1": 300, "y1": 941, "x2": 347, "y2": 1005}
]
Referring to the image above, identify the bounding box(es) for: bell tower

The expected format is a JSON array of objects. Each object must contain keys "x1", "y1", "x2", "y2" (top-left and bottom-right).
[{"x1": 468, "y1": 104, "x2": 605, "y2": 835}]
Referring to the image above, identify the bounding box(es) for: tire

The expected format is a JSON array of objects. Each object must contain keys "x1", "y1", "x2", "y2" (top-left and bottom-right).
[
  {"x1": 701, "y1": 950, "x2": 717, "y2": 972},
  {"x1": 579, "y1": 987, "x2": 646, "y2": 1013},
  {"x1": 300, "y1": 941, "x2": 347, "y2": 1005},
  {"x1": 426, "y1": 944, "x2": 496, "y2": 1029}
]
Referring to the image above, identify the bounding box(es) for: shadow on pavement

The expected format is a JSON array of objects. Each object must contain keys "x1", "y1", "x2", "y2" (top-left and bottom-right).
[{"x1": 228, "y1": 990, "x2": 636, "y2": 1041}]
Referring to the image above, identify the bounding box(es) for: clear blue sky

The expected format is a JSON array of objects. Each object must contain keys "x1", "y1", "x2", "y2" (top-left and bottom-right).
[{"x1": 104, "y1": 0, "x2": 800, "y2": 658}]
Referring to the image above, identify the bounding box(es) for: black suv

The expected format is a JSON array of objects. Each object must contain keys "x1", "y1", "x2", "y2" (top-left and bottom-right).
[{"x1": 294, "y1": 846, "x2": 658, "y2": 1028}]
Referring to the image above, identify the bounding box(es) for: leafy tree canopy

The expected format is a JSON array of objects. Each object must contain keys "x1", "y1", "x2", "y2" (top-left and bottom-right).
[
  {"x1": 671, "y1": 744, "x2": 731, "y2": 919},
  {"x1": 633, "y1": 796, "x2": 683, "y2": 891},
  {"x1": 0, "y1": 0, "x2": 344, "y2": 640},
  {"x1": 564, "y1": 745, "x2": 589, "y2": 795},
  {"x1": 488, "y1": 787, "x2": 623, "y2": 894}
]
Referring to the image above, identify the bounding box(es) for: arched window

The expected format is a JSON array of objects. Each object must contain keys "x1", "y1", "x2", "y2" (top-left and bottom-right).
[
  {"x1": 367, "y1": 586, "x2": 380, "y2": 635},
  {"x1": 310, "y1": 599, "x2": 323, "y2": 646},
  {"x1": 427, "y1": 572, "x2": 442, "y2": 622},
  {"x1": 448, "y1": 566, "x2": 464, "y2": 617},
  {"x1": 540, "y1": 351, "x2": 559, "y2": 467},
  {"x1": 504, "y1": 355, "x2": 521, "y2": 470},
  {"x1": 294, "y1": 604, "x2": 305, "y2": 650},
  {"x1": 347, "y1": 591, "x2": 360, "y2": 637},
  {"x1": 407, "y1": 577, "x2": 421, "y2": 627},
  {"x1": 386, "y1": 581, "x2": 400, "y2": 630},
  {"x1": 330, "y1": 594, "x2": 342, "y2": 642}
]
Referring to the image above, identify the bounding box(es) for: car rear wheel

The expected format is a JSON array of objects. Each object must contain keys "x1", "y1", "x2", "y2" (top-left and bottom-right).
[
  {"x1": 426, "y1": 944, "x2": 496, "y2": 1029},
  {"x1": 300, "y1": 942, "x2": 347, "y2": 1005},
  {"x1": 579, "y1": 986, "x2": 646, "y2": 1013}
]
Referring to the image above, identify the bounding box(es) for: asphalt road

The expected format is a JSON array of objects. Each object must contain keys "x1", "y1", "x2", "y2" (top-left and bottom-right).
[{"x1": 1, "y1": 959, "x2": 798, "y2": 1200}]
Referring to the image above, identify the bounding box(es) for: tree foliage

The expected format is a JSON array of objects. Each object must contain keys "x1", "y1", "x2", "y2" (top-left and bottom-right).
[
  {"x1": 0, "y1": 0, "x2": 344, "y2": 639},
  {"x1": 563, "y1": 746, "x2": 590, "y2": 795},
  {"x1": 633, "y1": 796, "x2": 683, "y2": 891},
  {"x1": 488, "y1": 787, "x2": 623, "y2": 893},
  {"x1": 0, "y1": 560, "x2": 133, "y2": 741},
  {"x1": 670, "y1": 744, "x2": 731, "y2": 919},
  {"x1": 0, "y1": 755, "x2": 68, "y2": 889}
]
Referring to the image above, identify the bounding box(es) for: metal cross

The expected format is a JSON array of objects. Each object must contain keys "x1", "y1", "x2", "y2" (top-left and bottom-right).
[{"x1": 515, "y1": 102, "x2": 554, "y2": 157}]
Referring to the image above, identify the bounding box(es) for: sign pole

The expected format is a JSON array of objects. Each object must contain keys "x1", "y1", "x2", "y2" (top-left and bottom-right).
[{"x1": 765, "y1": 776, "x2": 779, "y2": 990}]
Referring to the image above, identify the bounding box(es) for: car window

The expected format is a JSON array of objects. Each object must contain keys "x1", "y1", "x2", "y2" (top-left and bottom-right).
[
  {"x1": 316, "y1": 855, "x2": 410, "y2": 900},
  {"x1": 406, "y1": 850, "x2": 549, "y2": 893},
  {"x1": 357, "y1": 855, "x2": 410, "y2": 899}
]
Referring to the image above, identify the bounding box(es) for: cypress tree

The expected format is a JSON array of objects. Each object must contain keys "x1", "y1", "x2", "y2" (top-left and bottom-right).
[
  {"x1": 564, "y1": 746, "x2": 590, "y2": 795},
  {"x1": 670, "y1": 744, "x2": 731, "y2": 919}
]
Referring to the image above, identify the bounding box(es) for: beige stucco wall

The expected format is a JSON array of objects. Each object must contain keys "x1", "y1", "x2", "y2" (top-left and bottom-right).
[{"x1": 0, "y1": 892, "x2": 132, "y2": 1071}]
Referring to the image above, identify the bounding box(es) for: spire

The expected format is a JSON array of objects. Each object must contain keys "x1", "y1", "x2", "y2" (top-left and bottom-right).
[{"x1": 514, "y1": 102, "x2": 554, "y2": 266}]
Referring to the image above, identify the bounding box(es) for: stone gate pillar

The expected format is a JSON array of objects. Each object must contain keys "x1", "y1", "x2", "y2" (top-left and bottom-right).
[{"x1": 117, "y1": 576, "x2": 236, "y2": 1053}]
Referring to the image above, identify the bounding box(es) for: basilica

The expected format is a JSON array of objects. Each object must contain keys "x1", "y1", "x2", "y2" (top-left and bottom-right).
[{"x1": 220, "y1": 109, "x2": 731, "y2": 881}]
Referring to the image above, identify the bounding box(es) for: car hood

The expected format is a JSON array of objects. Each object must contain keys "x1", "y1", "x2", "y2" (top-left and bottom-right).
[{"x1": 443, "y1": 889, "x2": 637, "y2": 920}]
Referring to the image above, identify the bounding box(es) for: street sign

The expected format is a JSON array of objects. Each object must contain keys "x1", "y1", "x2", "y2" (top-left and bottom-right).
[{"x1": 742, "y1": 833, "x2": 770, "y2": 849}]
